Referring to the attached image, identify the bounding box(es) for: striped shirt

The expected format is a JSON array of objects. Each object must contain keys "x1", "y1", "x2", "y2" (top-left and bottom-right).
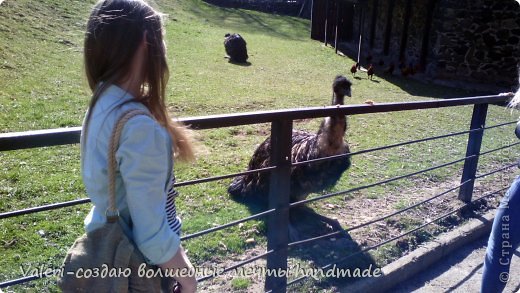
[{"x1": 166, "y1": 172, "x2": 182, "y2": 235}]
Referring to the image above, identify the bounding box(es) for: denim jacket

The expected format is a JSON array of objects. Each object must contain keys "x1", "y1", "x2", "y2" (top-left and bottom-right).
[{"x1": 81, "y1": 84, "x2": 180, "y2": 265}]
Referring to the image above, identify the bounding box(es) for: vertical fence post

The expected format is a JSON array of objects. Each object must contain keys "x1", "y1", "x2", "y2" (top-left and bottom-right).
[
  {"x1": 458, "y1": 103, "x2": 488, "y2": 202},
  {"x1": 265, "y1": 119, "x2": 292, "y2": 293},
  {"x1": 334, "y1": 0, "x2": 339, "y2": 54},
  {"x1": 324, "y1": 0, "x2": 329, "y2": 46}
]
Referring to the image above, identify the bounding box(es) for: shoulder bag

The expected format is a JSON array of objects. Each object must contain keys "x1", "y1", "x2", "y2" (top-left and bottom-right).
[{"x1": 58, "y1": 109, "x2": 164, "y2": 292}]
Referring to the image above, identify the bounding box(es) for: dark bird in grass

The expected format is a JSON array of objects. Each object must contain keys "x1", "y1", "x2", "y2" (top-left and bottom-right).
[
  {"x1": 367, "y1": 64, "x2": 375, "y2": 80},
  {"x1": 350, "y1": 63, "x2": 359, "y2": 76},
  {"x1": 224, "y1": 33, "x2": 248, "y2": 63},
  {"x1": 228, "y1": 76, "x2": 353, "y2": 239}
]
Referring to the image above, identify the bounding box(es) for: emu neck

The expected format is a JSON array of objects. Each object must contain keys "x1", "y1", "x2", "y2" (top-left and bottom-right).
[
  {"x1": 317, "y1": 93, "x2": 347, "y2": 155},
  {"x1": 333, "y1": 93, "x2": 345, "y2": 105}
]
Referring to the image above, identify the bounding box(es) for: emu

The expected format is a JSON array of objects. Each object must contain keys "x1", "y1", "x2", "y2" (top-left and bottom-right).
[
  {"x1": 228, "y1": 76, "x2": 353, "y2": 239},
  {"x1": 224, "y1": 33, "x2": 248, "y2": 63}
]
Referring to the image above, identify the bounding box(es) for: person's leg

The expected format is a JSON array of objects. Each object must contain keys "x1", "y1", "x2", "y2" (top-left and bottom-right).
[{"x1": 481, "y1": 176, "x2": 520, "y2": 293}]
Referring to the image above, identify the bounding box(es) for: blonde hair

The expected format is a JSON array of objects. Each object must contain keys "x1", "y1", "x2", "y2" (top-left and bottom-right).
[{"x1": 84, "y1": 0, "x2": 194, "y2": 162}]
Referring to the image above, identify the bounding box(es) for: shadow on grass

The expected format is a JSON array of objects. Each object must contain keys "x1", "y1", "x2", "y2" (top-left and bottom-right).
[
  {"x1": 228, "y1": 60, "x2": 252, "y2": 67},
  {"x1": 377, "y1": 74, "x2": 484, "y2": 99},
  {"x1": 231, "y1": 194, "x2": 377, "y2": 290},
  {"x1": 186, "y1": 0, "x2": 310, "y2": 41},
  {"x1": 369, "y1": 72, "x2": 509, "y2": 108}
]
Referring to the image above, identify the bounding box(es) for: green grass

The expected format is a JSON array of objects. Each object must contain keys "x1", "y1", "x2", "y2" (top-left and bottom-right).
[
  {"x1": 1, "y1": 0, "x2": 519, "y2": 292},
  {"x1": 231, "y1": 277, "x2": 250, "y2": 290}
]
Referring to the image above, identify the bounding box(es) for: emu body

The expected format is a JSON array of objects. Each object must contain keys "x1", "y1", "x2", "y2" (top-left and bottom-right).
[
  {"x1": 224, "y1": 33, "x2": 248, "y2": 63},
  {"x1": 228, "y1": 76, "x2": 352, "y2": 203}
]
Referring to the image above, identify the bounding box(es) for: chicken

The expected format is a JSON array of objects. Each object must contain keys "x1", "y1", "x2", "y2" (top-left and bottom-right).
[
  {"x1": 367, "y1": 64, "x2": 375, "y2": 80},
  {"x1": 350, "y1": 63, "x2": 359, "y2": 77}
]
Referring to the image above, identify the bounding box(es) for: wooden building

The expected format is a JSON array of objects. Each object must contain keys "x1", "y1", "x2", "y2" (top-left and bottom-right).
[{"x1": 312, "y1": 0, "x2": 520, "y2": 90}]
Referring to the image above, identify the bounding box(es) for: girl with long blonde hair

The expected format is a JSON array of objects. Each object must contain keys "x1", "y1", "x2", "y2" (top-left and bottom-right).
[{"x1": 81, "y1": 0, "x2": 196, "y2": 291}]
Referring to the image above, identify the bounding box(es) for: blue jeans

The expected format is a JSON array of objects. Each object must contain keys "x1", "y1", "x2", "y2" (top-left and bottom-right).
[{"x1": 481, "y1": 176, "x2": 520, "y2": 293}]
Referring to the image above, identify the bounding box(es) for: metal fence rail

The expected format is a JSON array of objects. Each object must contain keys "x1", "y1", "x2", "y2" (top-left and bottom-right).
[
  {"x1": 290, "y1": 155, "x2": 472, "y2": 208},
  {"x1": 198, "y1": 250, "x2": 274, "y2": 283},
  {"x1": 181, "y1": 208, "x2": 275, "y2": 241},
  {"x1": 0, "y1": 95, "x2": 510, "y2": 151},
  {"x1": 282, "y1": 185, "x2": 511, "y2": 290},
  {"x1": 0, "y1": 198, "x2": 91, "y2": 220},
  {"x1": 0, "y1": 93, "x2": 517, "y2": 292},
  {"x1": 287, "y1": 180, "x2": 472, "y2": 248}
]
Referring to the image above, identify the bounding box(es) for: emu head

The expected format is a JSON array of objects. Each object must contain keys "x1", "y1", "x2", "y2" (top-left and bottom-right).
[{"x1": 332, "y1": 75, "x2": 352, "y2": 105}]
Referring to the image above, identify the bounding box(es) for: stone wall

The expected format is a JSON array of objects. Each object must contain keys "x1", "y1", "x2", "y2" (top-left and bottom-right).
[
  {"x1": 358, "y1": 0, "x2": 520, "y2": 90},
  {"x1": 362, "y1": 0, "x2": 430, "y2": 66},
  {"x1": 406, "y1": 0, "x2": 429, "y2": 63},
  {"x1": 371, "y1": 0, "x2": 388, "y2": 51},
  {"x1": 429, "y1": 0, "x2": 520, "y2": 89}
]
